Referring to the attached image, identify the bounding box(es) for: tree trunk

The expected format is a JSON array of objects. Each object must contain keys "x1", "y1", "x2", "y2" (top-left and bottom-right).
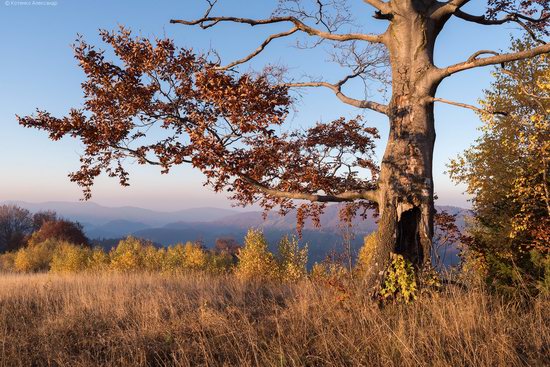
[{"x1": 364, "y1": 3, "x2": 440, "y2": 289}]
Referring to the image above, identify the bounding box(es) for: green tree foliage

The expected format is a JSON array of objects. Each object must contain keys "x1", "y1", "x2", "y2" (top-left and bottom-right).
[
  {"x1": 379, "y1": 253, "x2": 418, "y2": 304},
  {"x1": 449, "y1": 38, "x2": 550, "y2": 293}
]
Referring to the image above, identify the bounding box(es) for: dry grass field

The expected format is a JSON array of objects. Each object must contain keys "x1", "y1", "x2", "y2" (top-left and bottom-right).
[{"x1": 0, "y1": 273, "x2": 548, "y2": 367}]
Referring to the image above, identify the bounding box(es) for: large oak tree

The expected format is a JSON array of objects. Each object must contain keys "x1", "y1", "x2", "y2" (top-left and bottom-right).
[{"x1": 19, "y1": 0, "x2": 549, "y2": 287}]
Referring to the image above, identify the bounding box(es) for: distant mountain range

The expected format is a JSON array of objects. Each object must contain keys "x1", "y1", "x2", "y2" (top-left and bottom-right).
[
  {"x1": 2, "y1": 200, "x2": 471, "y2": 266},
  {"x1": 2, "y1": 200, "x2": 238, "y2": 228}
]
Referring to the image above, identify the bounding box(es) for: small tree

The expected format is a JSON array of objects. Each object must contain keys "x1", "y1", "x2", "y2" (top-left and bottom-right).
[
  {"x1": 0, "y1": 205, "x2": 33, "y2": 252},
  {"x1": 28, "y1": 220, "x2": 89, "y2": 247},
  {"x1": 449, "y1": 38, "x2": 549, "y2": 293},
  {"x1": 88, "y1": 247, "x2": 110, "y2": 272},
  {"x1": 206, "y1": 251, "x2": 234, "y2": 274},
  {"x1": 109, "y1": 236, "x2": 152, "y2": 272},
  {"x1": 13, "y1": 239, "x2": 59, "y2": 273},
  {"x1": 164, "y1": 242, "x2": 208, "y2": 273},
  {"x1": 276, "y1": 235, "x2": 308, "y2": 282},
  {"x1": 50, "y1": 242, "x2": 91, "y2": 273},
  {"x1": 236, "y1": 229, "x2": 278, "y2": 281},
  {"x1": 356, "y1": 232, "x2": 377, "y2": 276}
]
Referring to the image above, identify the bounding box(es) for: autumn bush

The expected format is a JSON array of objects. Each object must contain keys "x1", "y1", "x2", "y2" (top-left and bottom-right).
[
  {"x1": 13, "y1": 239, "x2": 59, "y2": 273},
  {"x1": 236, "y1": 229, "x2": 309, "y2": 282},
  {"x1": 50, "y1": 242, "x2": 92, "y2": 273},
  {"x1": 276, "y1": 235, "x2": 308, "y2": 282},
  {"x1": 109, "y1": 236, "x2": 159, "y2": 272},
  {"x1": 449, "y1": 39, "x2": 550, "y2": 295},
  {"x1": 0, "y1": 235, "x2": 234, "y2": 275},
  {"x1": 235, "y1": 229, "x2": 279, "y2": 281}
]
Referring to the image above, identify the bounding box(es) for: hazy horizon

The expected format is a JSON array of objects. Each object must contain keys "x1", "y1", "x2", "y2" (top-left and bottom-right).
[{"x1": 0, "y1": 198, "x2": 470, "y2": 213}]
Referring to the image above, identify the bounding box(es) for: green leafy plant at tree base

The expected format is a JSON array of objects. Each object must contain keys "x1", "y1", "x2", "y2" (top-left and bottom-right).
[{"x1": 379, "y1": 253, "x2": 418, "y2": 304}]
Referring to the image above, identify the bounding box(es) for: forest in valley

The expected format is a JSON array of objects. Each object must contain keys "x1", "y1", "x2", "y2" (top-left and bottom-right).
[{"x1": 0, "y1": 0, "x2": 549, "y2": 366}]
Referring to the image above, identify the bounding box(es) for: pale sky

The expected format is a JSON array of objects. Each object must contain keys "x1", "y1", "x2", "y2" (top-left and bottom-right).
[{"x1": 0, "y1": 0, "x2": 524, "y2": 210}]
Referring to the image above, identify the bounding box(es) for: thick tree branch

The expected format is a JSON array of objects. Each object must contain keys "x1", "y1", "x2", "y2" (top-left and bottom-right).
[
  {"x1": 241, "y1": 176, "x2": 379, "y2": 203},
  {"x1": 285, "y1": 68, "x2": 389, "y2": 115},
  {"x1": 430, "y1": 97, "x2": 508, "y2": 116},
  {"x1": 170, "y1": 15, "x2": 384, "y2": 43},
  {"x1": 439, "y1": 43, "x2": 550, "y2": 78},
  {"x1": 363, "y1": 0, "x2": 391, "y2": 14},
  {"x1": 430, "y1": 0, "x2": 471, "y2": 20}
]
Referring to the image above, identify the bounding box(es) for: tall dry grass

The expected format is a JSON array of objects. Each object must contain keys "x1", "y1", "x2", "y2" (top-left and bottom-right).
[{"x1": 0, "y1": 273, "x2": 548, "y2": 367}]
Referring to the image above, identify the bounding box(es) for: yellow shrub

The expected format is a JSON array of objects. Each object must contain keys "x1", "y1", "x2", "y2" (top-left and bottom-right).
[
  {"x1": 276, "y1": 235, "x2": 308, "y2": 282},
  {"x1": 310, "y1": 262, "x2": 327, "y2": 280},
  {"x1": 379, "y1": 253, "x2": 417, "y2": 304},
  {"x1": 88, "y1": 247, "x2": 110, "y2": 272},
  {"x1": 236, "y1": 229, "x2": 278, "y2": 281},
  {"x1": 13, "y1": 239, "x2": 58, "y2": 273},
  {"x1": 309, "y1": 261, "x2": 348, "y2": 283},
  {"x1": 164, "y1": 242, "x2": 207, "y2": 273},
  {"x1": 143, "y1": 245, "x2": 165, "y2": 272},
  {"x1": 109, "y1": 236, "x2": 152, "y2": 272},
  {"x1": 356, "y1": 232, "x2": 377, "y2": 276},
  {"x1": 207, "y1": 252, "x2": 234, "y2": 274},
  {"x1": 50, "y1": 242, "x2": 91, "y2": 273},
  {"x1": 182, "y1": 242, "x2": 207, "y2": 270}
]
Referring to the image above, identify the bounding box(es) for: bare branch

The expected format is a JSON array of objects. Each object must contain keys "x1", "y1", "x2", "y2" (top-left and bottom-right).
[
  {"x1": 453, "y1": 9, "x2": 549, "y2": 43},
  {"x1": 241, "y1": 175, "x2": 379, "y2": 203},
  {"x1": 454, "y1": 9, "x2": 513, "y2": 25},
  {"x1": 170, "y1": 15, "x2": 384, "y2": 43},
  {"x1": 455, "y1": 9, "x2": 550, "y2": 26},
  {"x1": 467, "y1": 50, "x2": 499, "y2": 62},
  {"x1": 217, "y1": 27, "x2": 299, "y2": 70},
  {"x1": 431, "y1": 97, "x2": 508, "y2": 116},
  {"x1": 439, "y1": 43, "x2": 550, "y2": 78},
  {"x1": 285, "y1": 80, "x2": 389, "y2": 115}
]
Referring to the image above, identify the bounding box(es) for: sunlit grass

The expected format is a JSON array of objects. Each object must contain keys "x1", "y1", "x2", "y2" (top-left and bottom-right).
[{"x1": 0, "y1": 273, "x2": 548, "y2": 366}]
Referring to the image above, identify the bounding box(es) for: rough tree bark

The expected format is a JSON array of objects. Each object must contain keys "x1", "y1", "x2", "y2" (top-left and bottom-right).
[{"x1": 366, "y1": 1, "x2": 441, "y2": 284}]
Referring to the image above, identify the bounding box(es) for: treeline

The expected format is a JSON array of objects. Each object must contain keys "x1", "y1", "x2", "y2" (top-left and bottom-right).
[
  {"x1": 0, "y1": 205, "x2": 88, "y2": 252},
  {"x1": 0, "y1": 227, "x2": 325, "y2": 280},
  {"x1": 0, "y1": 223, "x2": 427, "y2": 303}
]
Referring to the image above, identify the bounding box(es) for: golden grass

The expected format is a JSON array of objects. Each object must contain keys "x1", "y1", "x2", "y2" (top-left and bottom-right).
[{"x1": 0, "y1": 273, "x2": 548, "y2": 366}]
